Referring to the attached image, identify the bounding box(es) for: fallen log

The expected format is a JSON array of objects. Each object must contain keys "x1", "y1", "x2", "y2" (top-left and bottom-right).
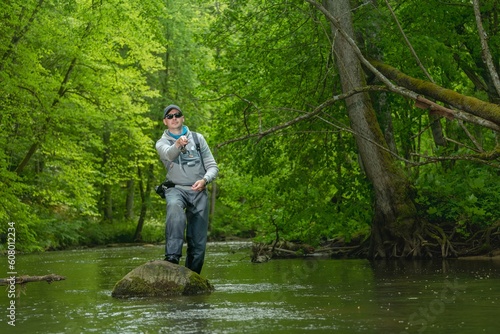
[{"x1": 0, "y1": 274, "x2": 66, "y2": 285}]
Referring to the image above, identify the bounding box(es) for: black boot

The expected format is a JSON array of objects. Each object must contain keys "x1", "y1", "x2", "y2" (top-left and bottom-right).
[{"x1": 164, "y1": 256, "x2": 179, "y2": 264}]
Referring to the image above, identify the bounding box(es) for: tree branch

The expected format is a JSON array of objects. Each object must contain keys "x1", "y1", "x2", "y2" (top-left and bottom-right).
[
  {"x1": 411, "y1": 151, "x2": 500, "y2": 169},
  {"x1": 215, "y1": 85, "x2": 388, "y2": 148},
  {"x1": 473, "y1": 0, "x2": 500, "y2": 97},
  {"x1": 373, "y1": 61, "x2": 500, "y2": 130}
]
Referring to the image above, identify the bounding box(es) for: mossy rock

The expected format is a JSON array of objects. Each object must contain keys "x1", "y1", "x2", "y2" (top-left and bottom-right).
[{"x1": 111, "y1": 260, "x2": 214, "y2": 298}]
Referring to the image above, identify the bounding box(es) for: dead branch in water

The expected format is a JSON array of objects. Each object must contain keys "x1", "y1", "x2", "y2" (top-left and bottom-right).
[{"x1": 0, "y1": 274, "x2": 66, "y2": 285}]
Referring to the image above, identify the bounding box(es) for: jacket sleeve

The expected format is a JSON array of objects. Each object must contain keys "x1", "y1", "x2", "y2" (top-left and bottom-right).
[{"x1": 155, "y1": 136, "x2": 181, "y2": 162}]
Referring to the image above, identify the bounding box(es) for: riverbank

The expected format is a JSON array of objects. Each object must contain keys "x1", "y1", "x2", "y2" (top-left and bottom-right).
[{"x1": 250, "y1": 238, "x2": 500, "y2": 262}]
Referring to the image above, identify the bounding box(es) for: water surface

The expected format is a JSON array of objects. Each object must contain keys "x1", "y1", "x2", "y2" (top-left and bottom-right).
[{"x1": 1, "y1": 242, "x2": 499, "y2": 333}]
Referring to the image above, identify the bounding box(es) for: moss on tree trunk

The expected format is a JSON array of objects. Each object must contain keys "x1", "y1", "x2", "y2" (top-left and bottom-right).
[{"x1": 371, "y1": 60, "x2": 500, "y2": 127}]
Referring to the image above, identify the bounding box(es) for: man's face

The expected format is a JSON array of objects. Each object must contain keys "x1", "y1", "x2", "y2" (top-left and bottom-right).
[{"x1": 163, "y1": 109, "x2": 184, "y2": 130}]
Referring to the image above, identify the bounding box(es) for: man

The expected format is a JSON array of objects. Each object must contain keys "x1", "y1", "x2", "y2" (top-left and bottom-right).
[{"x1": 155, "y1": 104, "x2": 218, "y2": 274}]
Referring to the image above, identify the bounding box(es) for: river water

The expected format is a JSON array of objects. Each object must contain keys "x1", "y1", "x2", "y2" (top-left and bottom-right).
[{"x1": 1, "y1": 242, "x2": 499, "y2": 333}]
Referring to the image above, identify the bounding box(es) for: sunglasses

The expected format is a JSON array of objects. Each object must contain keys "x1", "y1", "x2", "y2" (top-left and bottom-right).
[{"x1": 165, "y1": 112, "x2": 183, "y2": 119}]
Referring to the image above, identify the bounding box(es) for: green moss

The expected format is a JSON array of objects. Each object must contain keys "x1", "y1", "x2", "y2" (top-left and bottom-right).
[
  {"x1": 183, "y1": 273, "x2": 214, "y2": 295},
  {"x1": 112, "y1": 276, "x2": 182, "y2": 297},
  {"x1": 371, "y1": 60, "x2": 500, "y2": 125}
]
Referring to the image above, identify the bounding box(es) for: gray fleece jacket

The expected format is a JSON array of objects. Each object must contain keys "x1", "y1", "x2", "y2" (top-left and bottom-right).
[{"x1": 155, "y1": 127, "x2": 218, "y2": 186}]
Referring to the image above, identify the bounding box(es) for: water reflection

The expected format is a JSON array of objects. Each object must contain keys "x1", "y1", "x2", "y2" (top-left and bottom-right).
[{"x1": 369, "y1": 258, "x2": 500, "y2": 333}]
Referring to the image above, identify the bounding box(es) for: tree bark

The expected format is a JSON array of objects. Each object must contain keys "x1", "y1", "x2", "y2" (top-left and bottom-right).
[
  {"x1": 125, "y1": 179, "x2": 135, "y2": 220},
  {"x1": 134, "y1": 163, "x2": 154, "y2": 242},
  {"x1": 324, "y1": 0, "x2": 420, "y2": 258},
  {"x1": 101, "y1": 129, "x2": 113, "y2": 221}
]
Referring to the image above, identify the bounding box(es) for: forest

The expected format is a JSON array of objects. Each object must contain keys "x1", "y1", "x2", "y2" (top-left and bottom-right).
[{"x1": 1, "y1": 0, "x2": 499, "y2": 258}]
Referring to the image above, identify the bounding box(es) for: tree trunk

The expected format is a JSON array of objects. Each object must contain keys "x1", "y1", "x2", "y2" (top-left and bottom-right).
[
  {"x1": 125, "y1": 179, "x2": 135, "y2": 220},
  {"x1": 472, "y1": 0, "x2": 500, "y2": 99},
  {"x1": 101, "y1": 130, "x2": 113, "y2": 221},
  {"x1": 325, "y1": 0, "x2": 421, "y2": 258},
  {"x1": 134, "y1": 164, "x2": 154, "y2": 242},
  {"x1": 14, "y1": 57, "x2": 77, "y2": 175}
]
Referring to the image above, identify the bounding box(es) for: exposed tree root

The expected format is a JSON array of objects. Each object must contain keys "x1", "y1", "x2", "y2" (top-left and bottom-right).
[{"x1": 251, "y1": 222, "x2": 500, "y2": 262}]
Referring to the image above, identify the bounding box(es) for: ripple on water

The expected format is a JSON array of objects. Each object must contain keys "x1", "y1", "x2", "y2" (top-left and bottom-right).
[{"x1": 214, "y1": 282, "x2": 311, "y2": 293}]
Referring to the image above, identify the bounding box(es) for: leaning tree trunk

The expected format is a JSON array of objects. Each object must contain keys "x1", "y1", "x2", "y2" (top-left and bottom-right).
[{"x1": 324, "y1": 0, "x2": 421, "y2": 258}]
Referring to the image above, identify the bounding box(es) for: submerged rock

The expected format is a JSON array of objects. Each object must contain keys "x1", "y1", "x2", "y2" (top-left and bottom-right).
[{"x1": 111, "y1": 260, "x2": 214, "y2": 298}]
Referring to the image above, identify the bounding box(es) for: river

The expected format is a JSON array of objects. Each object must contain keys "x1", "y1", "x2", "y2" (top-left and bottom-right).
[{"x1": 1, "y1": 242, "x2": 499, "y2": 333}]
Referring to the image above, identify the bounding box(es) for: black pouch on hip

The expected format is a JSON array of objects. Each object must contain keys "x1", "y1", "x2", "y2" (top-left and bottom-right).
[{"x1": 155, "y1": 181, "x2": 175, "y2": 198}]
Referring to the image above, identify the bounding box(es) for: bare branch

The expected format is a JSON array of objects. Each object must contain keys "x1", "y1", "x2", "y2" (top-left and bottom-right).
[
  {"x1": 458, "y1": 120, "x2": 484, "y2": 152},
  {"x1": 411, "y1": 152, "x2": 500, "y2": 168},
  {"x1": 215, "y1": 85, "x2": 388, "y2": 148},
  {"x1": 444, "y1": 135, "x2": 482, "y2": 153}
]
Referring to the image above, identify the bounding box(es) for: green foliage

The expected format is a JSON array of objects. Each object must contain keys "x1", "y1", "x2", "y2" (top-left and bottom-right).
[
  {"x1": 0, "y1": 0, "x2": 171, "y2": 251},
  {"x1": 139, "y1": 218, "x2": 165, "y2": 244},
  {"x1": 415, "y1": 163, "x2": 500, "y2": 237},
  {"x1": 20, "y1": 218, "x2": 165, "y2": 251},
  {"x1": 33, "y1": 219, "x2": 85, "y2": 250},
  {"x1": 211, "y1": 133, "x2": 373, "y2": 246},
  {"x1": 0, "y1": 167, "x2": 41, "y2": 252}
]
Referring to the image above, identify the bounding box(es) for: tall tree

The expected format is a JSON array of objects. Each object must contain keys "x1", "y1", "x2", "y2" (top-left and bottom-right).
[{"x1": 322, "y1": 0, "x2": 419, "y2": 257}]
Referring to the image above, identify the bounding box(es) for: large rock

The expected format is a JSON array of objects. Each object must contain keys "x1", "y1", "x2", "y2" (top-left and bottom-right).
[{"x1": 111, "y1": 260, "x2": 214, "y2": 298}]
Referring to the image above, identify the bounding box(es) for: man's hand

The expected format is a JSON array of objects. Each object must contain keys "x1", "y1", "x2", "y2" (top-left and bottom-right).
[
  {"x1": 176, "y1": 136, "x2": 188, "y2": 150},
  {"x1": 191, "y1": 179, "x2": 206, "y2": 192}
]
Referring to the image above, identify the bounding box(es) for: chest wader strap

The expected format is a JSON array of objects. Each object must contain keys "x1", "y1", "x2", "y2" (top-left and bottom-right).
[{"x1": 191, "y1": 132, "x2": 206, "y2": 172}]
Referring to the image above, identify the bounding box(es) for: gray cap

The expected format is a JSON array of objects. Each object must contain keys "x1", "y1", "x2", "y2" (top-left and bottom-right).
[{"x1": 163, "y1": 104, "x2": 182, "y2": 118}]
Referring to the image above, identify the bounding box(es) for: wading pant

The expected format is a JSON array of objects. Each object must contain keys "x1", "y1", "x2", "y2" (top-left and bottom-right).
[{"x1": 164, "y1": 187, "x2": 209, "y2": 274}]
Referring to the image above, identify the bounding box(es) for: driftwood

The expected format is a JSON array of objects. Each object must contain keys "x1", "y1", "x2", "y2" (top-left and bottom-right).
[{"x1": 0, "y1": 274, "x2": 66, "y2": 285}]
